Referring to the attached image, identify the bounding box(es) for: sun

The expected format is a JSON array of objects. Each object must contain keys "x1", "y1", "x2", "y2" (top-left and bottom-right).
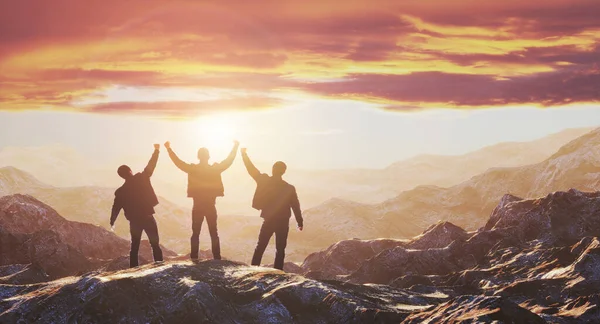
[{"x1": 195, "y1": 114, "x2": 238, "y2": 150}]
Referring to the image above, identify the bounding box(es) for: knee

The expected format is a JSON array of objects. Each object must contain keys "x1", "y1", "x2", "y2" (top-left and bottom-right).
[
  {"x1": 149, "y1": 239, "x2": 160, "y2": 247},
  {"x1": 130, "y1": 241, "x2": 140, "y2": 252},
  {"x1": 191, "y1": 228, "x2": 201, "y2": 236}
]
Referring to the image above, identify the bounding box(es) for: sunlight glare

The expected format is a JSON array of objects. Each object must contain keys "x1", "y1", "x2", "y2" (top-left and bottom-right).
[{"x1": 195, "y1": 114, "x2": 239, "y2": 151}]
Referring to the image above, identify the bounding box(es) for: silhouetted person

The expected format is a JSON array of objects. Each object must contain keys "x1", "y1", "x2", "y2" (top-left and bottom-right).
[
  {"x1": 164, "y1": 140, "x2": 239, "y2": 260},
  {"x1": 241, "y1": 148, "x2": 303, "y2": 270},
  {"x1": 110, "y1": 144, "x2": 164, "y2": 268}
]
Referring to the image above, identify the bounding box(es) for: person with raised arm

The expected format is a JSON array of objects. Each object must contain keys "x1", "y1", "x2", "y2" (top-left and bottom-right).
[
  {"x1": 164, "y1": 140, "x2": 239, "y2": 260},
  {"x1": 241, "y1": 148, "x2": 303, "y2": 270},
  {"x1": 110, "y1": 144, "x2": 164, "y2": 268}
]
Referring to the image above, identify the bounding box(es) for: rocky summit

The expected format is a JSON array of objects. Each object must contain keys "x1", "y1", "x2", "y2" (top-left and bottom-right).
[
  {"x1": 4, "y1": 189, "x2": 600, "y2": 322},
  {"x1": 300, "y1": 189, "x2": 600, "y2": 322},
  {"x1": 0, "y1": 260, "x2": 446, "y2": 324}
]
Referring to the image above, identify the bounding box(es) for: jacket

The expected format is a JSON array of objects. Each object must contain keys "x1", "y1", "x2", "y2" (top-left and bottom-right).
[
  {"x1": 166, "y1": 145, "x2": 238, "y2": 199},
  {"x1": 242, "y1": 152, "x2": 303, "y2": 226},
  {"x1": 110, "y1": 149, "x2": 159, "y2": 223}
]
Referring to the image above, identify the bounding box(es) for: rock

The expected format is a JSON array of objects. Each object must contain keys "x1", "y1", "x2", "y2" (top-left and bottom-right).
[
  {"x1": 263, "y1": 262, "x2": 304, "y2": 274},
  {"x1": 0, "y1": 194, "x2": 177, "y2": 261},
  {"x1": 485, "y1": 189, "x2": 600, "y2": 244},
  {"x1": 26, "y1": 229, "x2": 94, "y2": 278},
  {"x1": 405, "y1": 221, "x2": 470, "y2": 250},
  {"x1": 0, "y1": 261, "x2": 447, "y2": 324},
  {"x1": 0, "y1": 264, "x2": 49, "y2": 285},
  {"x1": 302, "y1": 238, "x2": 405, "y2": 280},
  {"x1": 402, "y1": 296, "x2": 546, "y2": 323},
  {"x1": 0, "y1": 194, "x2": 177, "y2": 280},
  {"x1": 347, "y1": 241, "x2": 477, "y2": 285}
]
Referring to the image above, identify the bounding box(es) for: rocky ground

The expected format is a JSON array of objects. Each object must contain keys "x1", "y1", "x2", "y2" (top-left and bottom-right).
[
  {"x1": 0, "y1": 260, "x2": 447, "y2": 324},
  {"x1": 1, "y1": 189, "x2": 600, "y2": 322},
  {"x1": 296, "y1": 189, "x2": 600, "y2": 322}
]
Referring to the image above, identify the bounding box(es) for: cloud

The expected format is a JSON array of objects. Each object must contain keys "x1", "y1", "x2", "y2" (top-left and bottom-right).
[
  {"x1": 0, "y1": 0, "x2": 599, "y2": 115},
  {"x1": 82, "y1": 97, "x2": 284, "y2": 117},
  {"x1": 300, "y1": 67, "x2": 600, "y2": 107},
  {"x1": 430, "y1": 44, "x2": 600, "y2": 68}
]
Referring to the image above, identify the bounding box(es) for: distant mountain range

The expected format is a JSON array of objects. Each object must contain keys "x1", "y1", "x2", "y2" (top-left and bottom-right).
[
  {"x1": 1, "y1": 126, "x2": 599, "y2": 263},
  {"x1": 295, "y1": 127, "x2": 600, "y2": 251},
  {"x1": 0, "y1": 127, "x2": 592, "y2": 215},
  {"x1": 0, "y1": 166, "x2": 299, "y2": 263},
  {"x1": 287, "y1": 127, "x2": 594, "y2": 204}
]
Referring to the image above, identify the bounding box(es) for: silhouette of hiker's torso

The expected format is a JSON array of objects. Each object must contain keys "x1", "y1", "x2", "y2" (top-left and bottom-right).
[
  {"x1": 254, "y1": 175, "x2": 297, "y2": 222},
  {"x1": 187, "y1": 163, "x2": 225, "y2": 199},
  {"x1": 115, "y1": 172, "x2": 159, "y2": 219}
]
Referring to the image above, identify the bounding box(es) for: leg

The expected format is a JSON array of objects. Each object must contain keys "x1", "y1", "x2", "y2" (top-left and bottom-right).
[
  {"x1": 191, "y1": 198, "x2": 205, "y2": 260},
  {"x1": 274, "y1": 221, "x2": 290, "y2": 270},
  {"x1": 251, "y1": 221, "x2": 275, "y2": 266},
  {"x1": 143, "y1": 216, "x2": 163, "y2": 262},
  {"x1": 129, "y1": 220, "x2": 144, "y2": 268},
  {"x1": 205, "y1": 204, "x2": 221, "y2": 260}
]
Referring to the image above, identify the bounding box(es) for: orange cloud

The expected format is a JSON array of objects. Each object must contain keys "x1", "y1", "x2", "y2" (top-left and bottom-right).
[
  {"x1": 83, "y1": 97, "x2": 283, "y2": 117},
  {"x1": 0, "y1": 0, "x2": 599, "y2": 115}
]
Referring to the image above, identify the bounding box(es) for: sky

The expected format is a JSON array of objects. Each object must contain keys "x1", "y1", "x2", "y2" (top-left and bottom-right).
[{"x1": 1, "y1": 0, "x2": 600, "y2": 169}]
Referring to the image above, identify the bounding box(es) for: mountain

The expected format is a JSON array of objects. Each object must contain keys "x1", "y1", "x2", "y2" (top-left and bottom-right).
[
  {"x1": 0, "y1": 167, "x2": 192, "y2": 251},
  {"x1": 5, "y1": 189, "x2": 600, "y2": 322},
  {"x1": 0, "y1": 127, "x2": 591, "y2": 217},
  {"x1": 379, "y1": 127, "x2": 600, "y2": 234},
  {"x1": 384, "y1": 127, "x2": 595, "y2": 187},
  {"x1": 289, "y1": 127, "x2": 594, "y2": 205},
  {"x1": 0, "y1": 194, "x2": 177, "y2": 280},
  {"x1": 1, "y1": 126, "x2": 595, "y2": 264},
  {"x1": 298, "y1": 189, "x2": 600, "y2": 322},
  {"x1": 0, "y1": 145, "x2": 116, "y2": 188},
  {"x1": 0, "y1": 260, "x2": 451, "y2": 323},
  {"x1": 0, "y1": 168, "x2": 311, "y2": 263},
  {"x1": 298, "y1": 127, "x2": 600, "y2": 250}
]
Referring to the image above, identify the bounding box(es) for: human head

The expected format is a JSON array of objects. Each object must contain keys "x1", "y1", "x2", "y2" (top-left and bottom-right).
[
  {"x1": 272, "y1": 161, "x2": 287, "y2": 177},
  {"x1": 117, "y1": 165, "x2": 133, "y2": 179},
  {"x1": 197, "y1": 147, "x2": 210, "y2": 162}
]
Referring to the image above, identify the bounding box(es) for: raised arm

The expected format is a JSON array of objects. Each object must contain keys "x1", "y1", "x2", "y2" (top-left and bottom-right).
[
  {"x1": 290, "y1": 186, "x2": 303, "y2": 230},
  {"x1": 110, "y1": 191, "x2": 123, "y2": 226},
  {"x1": 142, "y1": 144, "x2": 160, "y2": 177},
  {"x1": 164, "y1": 141, "x2": 192, "y2": 173},
  {"x1": 241, "y1": 148, "x2": 262, "y2": 181},
  {"x1": 216, "y1": 140, "x2": 240, "y2": 171}
]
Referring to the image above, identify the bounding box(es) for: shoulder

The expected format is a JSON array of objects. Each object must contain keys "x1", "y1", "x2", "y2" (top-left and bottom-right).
[
  {"x1": 134, "y1": 172, "x2": 148, "y2": 179},
  {"x1": 285, "y1": 182, "x2": 297, "y2": 192}
]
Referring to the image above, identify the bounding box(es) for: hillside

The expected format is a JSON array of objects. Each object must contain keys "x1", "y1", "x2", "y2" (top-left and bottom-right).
[
  {"x1": 0, "y1": 127, "x2": 591, "y2": 216},
  {"x1": 299, "y1": 189, "x2": 600, "y2": 322},
  {"x1": 300, "y1": 127, "x2": 600, "y2": 245},
  {"x1": 0, "y1": 169, "x2": 309, "y2": 262},
  {"x1": 0, "y1": 194, "x2": 177, "y2": 279},
  {"x1": 4, "y1": 189, "x2": 600, "y2": 322},
  {"x1": 290, "y1": 127, "x2": 594, "y2": 204}
]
